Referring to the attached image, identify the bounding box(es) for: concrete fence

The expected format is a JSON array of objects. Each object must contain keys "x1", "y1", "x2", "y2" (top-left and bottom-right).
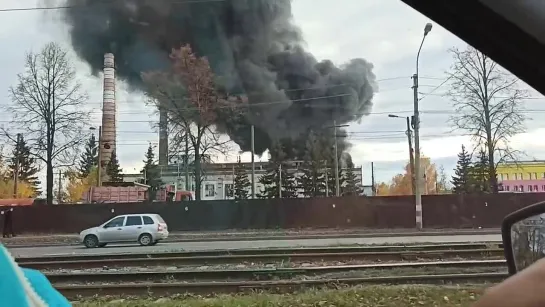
[{"x1": 6, "y1": 193, "x2": 545, "y2": 234}]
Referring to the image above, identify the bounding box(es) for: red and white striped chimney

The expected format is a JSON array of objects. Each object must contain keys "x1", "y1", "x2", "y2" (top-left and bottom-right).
[{"x1": 100, "y1": 53, "x2": 116, "y2": 183}]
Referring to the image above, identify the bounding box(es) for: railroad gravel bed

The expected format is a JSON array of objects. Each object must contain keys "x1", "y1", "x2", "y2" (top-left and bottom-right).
[
  {"x1": 41, "y1": 257, "x2": 504, "y2": 274},
  {"x1": 52, "y1": 266, "x2": 506, "y2": 286}
]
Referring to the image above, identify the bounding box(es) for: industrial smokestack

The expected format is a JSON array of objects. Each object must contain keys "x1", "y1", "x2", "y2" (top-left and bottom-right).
[{"x1": 100, "y1": 53, "x2": 116, "y2": 183}]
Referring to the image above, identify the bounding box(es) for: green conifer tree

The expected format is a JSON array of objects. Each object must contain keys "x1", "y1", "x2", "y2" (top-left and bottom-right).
[
  {"x1": 233, "y1": 158, "x2": 250, "y2": 199},
  {"x1": 142, "y1": 144, "x2": 163, "y2": 200},
  {"x1": 299, "y1": 132, "x2": 326, "y2": 197},
  {"x1": 258, "y1": 141, "x2": 298, "y2": 198},
  {"x1": 106, "y1": 151, "x2": 123, "y2": 182},
  {"x1": 342, "y1": 158, "x2": 362, "y2": 196},
  {"x1": 8, "y1": 135, "x2": 41, "y2": 196},
  {"x1": 451, "y1": 145, "x2": 473, "y2": 194},
  {"x1": 79, "y1": 134, "x2": 98, "y2": 178}
]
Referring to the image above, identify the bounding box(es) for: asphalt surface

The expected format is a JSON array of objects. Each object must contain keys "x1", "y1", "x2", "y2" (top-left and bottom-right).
[{"x1": 9, "y1": 234, "x2": 502, "y2": 258}]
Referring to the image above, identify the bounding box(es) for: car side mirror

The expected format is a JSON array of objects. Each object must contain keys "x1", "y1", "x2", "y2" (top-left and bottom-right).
[{"x1": 502, "y1": 201, "x2": 545, "y2": 275}]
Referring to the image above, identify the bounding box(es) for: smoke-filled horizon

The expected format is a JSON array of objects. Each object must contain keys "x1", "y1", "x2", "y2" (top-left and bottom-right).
[{"x1": 60, "y1": 0, "x2": 377, "y2": 156}]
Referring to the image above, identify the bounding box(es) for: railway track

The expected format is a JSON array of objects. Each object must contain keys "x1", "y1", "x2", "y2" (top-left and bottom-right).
[
  {"x1": 23, "y1": 243, "x2": 507, "y2": 299},
  {"x1": 18, "y1": 243, "x2": 504, "y2": 270},
  {"x1": 17, "y1": 242, "x2": 502, "y2": 262},
  {"x1": 47, "y1": 259, "x2": 506, "y2": 284},
  {"x1": 56, "y1": 272, "x2": 508, "y2": 299},
  {"x1": 22, "y1": 248, "x2": 504, "y2": 270}
]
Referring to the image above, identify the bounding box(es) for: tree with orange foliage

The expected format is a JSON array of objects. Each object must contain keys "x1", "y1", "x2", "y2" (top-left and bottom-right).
[
  {"x1": 0, "y1": 180, "x2": 35, "y2": 199},
  {"x1": 376, "y1": 155, "x2": 442, "y2": 196},
  {"x1": 63, "y1": 167, "x2": 98, "y2": 203},
  {"x1": 0, "y1": 149, "x2": 36, "y2": 199},
  {"x1": 376, "y1": 182, "x2": 391, "y2": 196},
  {"x1": 142, "y1": 45, "x2": 241, "y2": 200}
]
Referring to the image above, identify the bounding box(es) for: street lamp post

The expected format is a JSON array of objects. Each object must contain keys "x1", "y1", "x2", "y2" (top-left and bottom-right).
[
  {"x1": 388, "y1": 114, "x2": 416, "y2": 194},
  {"x1": 413, "y1": 22, "x2": 433, "y2": 230}
]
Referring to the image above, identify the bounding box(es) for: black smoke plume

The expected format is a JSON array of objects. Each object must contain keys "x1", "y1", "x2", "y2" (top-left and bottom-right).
[{"x1": 61, "y1": 0, "x2": 377, "y2": 156}]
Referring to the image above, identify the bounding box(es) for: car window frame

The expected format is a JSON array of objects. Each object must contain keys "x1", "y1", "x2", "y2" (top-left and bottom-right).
[
  {"x1": 104, "y1": 216, "x2": 125, "y2": 228},
  {"x1": 125, "y1": 215, "x2": 143, "y2": 226},
  {"x1": 143, "y1": 216, "x2": 155, "y2": 225}
]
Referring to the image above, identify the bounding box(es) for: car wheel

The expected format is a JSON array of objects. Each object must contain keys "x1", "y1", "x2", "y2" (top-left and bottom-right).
[
  {"x1": 138, "y1": 233, "x2": 153, "y2": 246},
  {"x1": 98, "y1": 243, "x2": 107, "y2": 248},
  {"x1": 84, "y1": 235, "x2": 99, "y2": 248}
]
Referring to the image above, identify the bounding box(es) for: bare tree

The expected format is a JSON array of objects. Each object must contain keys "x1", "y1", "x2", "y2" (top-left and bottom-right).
[
  {"x1": 2, "y1": 42, "x2": 89, "y2": 205},
  {"x1": 446, "y1": 46, "x2": 527, "y2": 193},
  {"x1": 168, "y1": 126, "x2": 235, "y2": 191},
  {"x1": 142, "y1": 45, "x2": 242, "y2": 200}
]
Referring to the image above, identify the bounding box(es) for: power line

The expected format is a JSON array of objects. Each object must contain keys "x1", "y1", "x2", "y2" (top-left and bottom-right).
[
  {"x1": 3, "y1": 91, "x2": 543, "y2": 110},
  {"x1": 349, "y1": 132, "x2": 471, "y2": 141},
  {"x1": 0, "y1": 0, "x2": 227, "y2": 12},
  {"x1": 5, "y1": 108, "x2": 545, "y2": 124},
  {"x1": 0, "y1": 76, "x2": 420, "y2": 107},
  {"x1": 11, "y1": 104, "x2": 544, "y2": 116},
  {"x1": 348, "y1": 130, "x2": 406, "y2": 134},
  {"x1": 418, "y1": 92, "x2": 545, "y2": 100},
  {"x1": 418, "y1": 75, "x2": 454, "y2": 102}
]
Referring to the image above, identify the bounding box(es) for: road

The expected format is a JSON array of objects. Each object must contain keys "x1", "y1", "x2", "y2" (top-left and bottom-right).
[{"x1": 9, "y1": 234, "x2": 502, "y2": 258}]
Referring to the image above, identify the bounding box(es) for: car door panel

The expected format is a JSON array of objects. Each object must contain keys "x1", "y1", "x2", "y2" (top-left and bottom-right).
[
  {"x1": 123, "y1": 216, "x2": 144, "y2": 242},
  {"x1": 99, "y1": 216, "x2": 126, "y2": 242}
]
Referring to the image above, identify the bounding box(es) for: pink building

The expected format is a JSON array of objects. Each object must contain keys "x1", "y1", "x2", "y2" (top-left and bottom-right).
[{"x1": 499, "y1": 180, "x2": 545, "y2": 193}]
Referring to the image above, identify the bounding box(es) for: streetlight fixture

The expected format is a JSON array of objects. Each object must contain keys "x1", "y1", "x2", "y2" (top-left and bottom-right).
[
  {"x1": 413, "y1": 22, "x2": 433, "y2": 230},
  {"x1": 388, "y1": 114, "x2": 416, "y2": 194},
  {"x1": 424, "y1": 23, "x2": 433, "y2": 36}
]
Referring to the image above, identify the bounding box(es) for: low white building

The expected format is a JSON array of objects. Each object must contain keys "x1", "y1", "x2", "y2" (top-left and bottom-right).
[{"x1": 123, "y1": 161, "x2": 365, "y2": 200}]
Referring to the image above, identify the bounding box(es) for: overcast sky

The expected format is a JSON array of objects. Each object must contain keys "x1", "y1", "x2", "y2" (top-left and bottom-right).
[{"x1": 0, "y1": 0, "x2": 544, "y2": 187}]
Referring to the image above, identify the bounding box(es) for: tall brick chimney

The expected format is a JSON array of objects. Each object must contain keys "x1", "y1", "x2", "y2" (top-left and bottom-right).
[{"x1": 100, "y1": 53, "x2": 116, "y2": 183}]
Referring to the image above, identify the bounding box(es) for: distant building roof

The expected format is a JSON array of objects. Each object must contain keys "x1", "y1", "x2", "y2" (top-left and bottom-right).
[{"x1": 0, "y1": 199, "x2": 35, "y2": 206}]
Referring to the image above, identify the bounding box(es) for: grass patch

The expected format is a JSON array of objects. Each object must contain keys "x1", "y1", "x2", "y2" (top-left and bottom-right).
[{"x1": 73, "y1": 285, "x2": 485, "y2": 306}]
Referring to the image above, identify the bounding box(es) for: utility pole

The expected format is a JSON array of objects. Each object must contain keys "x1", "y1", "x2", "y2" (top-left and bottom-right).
[
  {"x1": 412, "y1": 73, "x2": 422, "y2": 228},
  {"x1": 57, "y1": 170, "x2": 62, "y2": 204},
  {"x1": 413, "y1": 23, "x2": 433, "y2": 230},
  {"x1": 324, "y1": 162, "x2": 329, "y2": 197},
  {"x1": 13, "y1": 133, "x2": 22, "y2": 198},
  {"x1": 278, "y1": 163, "x2": 282, "y2": 198},
  {"x1": 324, "y1": 122, "x2": 348, "y2": 196},
  {"x1": 406, "y1": 116, "x2": 416, "y2": 195},
  {"x1": 333, "y1": 120, "x2": 340, "y2": 196},
  {"x1": 435, "y1": 170, "x2": 439, "y2": 194},
  {"x1": 371, "y1": 162, "x2": 375, "y2": 196},
  {"x1": 251, "y1": 125, "x2": 256, "y2": 199},
  {"x1": 388, "y1": 114, "x2": 416, "y2": 194},
  {"x1": 143, "y1": 168, "x2": 147, "y2": 183},
  {"x1": 97, "y1": 126, "x2": 102, "y2": 187},
  {"x1": 232, "y1": 162, "x2": 235, "y2": 199},
  {"x1": 176, "y1": 155, "x2": 181, "y2": 192},
  {"x1": 185, "y1": 133, "x2": 189, "y2": 191}
]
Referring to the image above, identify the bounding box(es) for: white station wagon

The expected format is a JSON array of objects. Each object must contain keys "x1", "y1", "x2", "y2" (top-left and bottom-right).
[{"x1": 79, "y1": 214, "x2": 169, "y2": 248}]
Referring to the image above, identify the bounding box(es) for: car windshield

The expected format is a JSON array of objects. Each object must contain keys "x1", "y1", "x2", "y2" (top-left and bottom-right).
[{"x1": 1, "y1": 0, "x2": 544, "y2": 306}]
